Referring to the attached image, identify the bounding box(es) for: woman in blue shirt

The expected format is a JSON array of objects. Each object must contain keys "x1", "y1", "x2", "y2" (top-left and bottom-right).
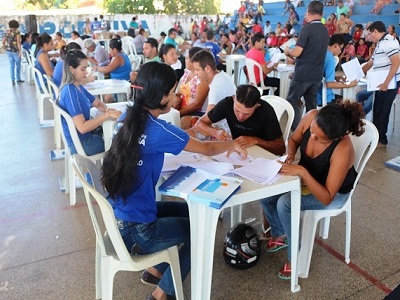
[
  {"x1": 58, "y1": 50, "x2": 121, "y2": 156},
  {"x1": 94, "y1": 38, "x2": 131, "y2": 102},
  {"x1": 102, "y1": 62, "x2": 247, "y2": 300}
]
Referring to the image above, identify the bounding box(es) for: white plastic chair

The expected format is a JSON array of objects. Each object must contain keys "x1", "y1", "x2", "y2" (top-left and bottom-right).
[
  {"x1": 245, "y1": 58, "x2": 277, "y2": 96},
  {"x1": 297, "y1": 120, "x2": 379, "y2": 278},
  {"x1": 71, "y1": 154, "x2": 184, "y2": 300},
  {"x1": 261, "y1": 95, "x2": 294, "y2": 144},
  {"x1": 128, "y1": 54, "x2": 141, "y2": 71},
  {"x1": 22, "y1": 48, "x2": 34, "y2": 84},
  {"x1": 32, "y1": 66, "x2": 53, "y2": 126},
  {"x1": 159, "y1": 107, "x2": 181, "y2": 128},
  {"x1": 49, "y1": 99, "x2": 104, "y2": 206},
  {"x1": 46, "y1": 80, "x2": 62, "y2": 150},
  {"x1": 121, "y1": 36, "x2": 137, "y2": 55}
]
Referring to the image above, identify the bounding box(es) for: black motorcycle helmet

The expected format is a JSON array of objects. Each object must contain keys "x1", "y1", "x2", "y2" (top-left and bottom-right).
[{"x1": 223, "y1": 222, "x2": 262, "y2": 269}]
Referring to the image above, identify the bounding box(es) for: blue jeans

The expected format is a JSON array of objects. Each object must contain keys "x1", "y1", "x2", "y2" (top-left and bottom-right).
[
  {"x1": 261, "y1": 191, "x2": 349, "y2": 261},
  {"x1": 69, "y1": 132, "x2": 105, "y2": 156},
  {"x1": 7, "y1": 51, "x2": 22, "y2": 82},
  {"x1": 117, "y1": 201, "x2": 190, "y2": 296},
  {"x1": 355, "y1": 89, "x2": 373, "y2": 115},
  {"x1": 286, "y1": 80, "x2": 322, "y2": 131}
]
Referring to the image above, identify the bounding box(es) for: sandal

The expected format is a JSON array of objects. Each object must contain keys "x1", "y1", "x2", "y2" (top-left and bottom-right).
[
  {"x1": 278, "y1": 263, "x2": 291, "y2": 280},
  {"x1": 141, "y1": 270, "x2": 161, "y2": 287},
  {"x1": 263, "y1": 236, "x2": 288, "y2": 252}
]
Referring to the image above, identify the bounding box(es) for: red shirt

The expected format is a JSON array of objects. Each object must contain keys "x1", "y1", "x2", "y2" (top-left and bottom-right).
[
  {"x1": 252, "y1": 24, "x2": 263, "y2": 34},
  {"x1": 353, "y1": 30, "x2": 362, "y2": 42},
  {"x1": 326, "y1": 23, "x2": 336, "y2": 36},
  {"x1": 246, "y1": 48, "x2": 266, "y2": 84}
]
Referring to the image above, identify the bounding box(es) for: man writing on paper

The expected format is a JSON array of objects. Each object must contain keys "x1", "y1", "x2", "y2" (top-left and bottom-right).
[
  {"x1": 362, "y1": 21, "x2": 400, "y2": 147},
  {"x1": 317, "y1": 34, "x2": 358, "y2": 106},
  {"x1": 194, "y1": 84, "x2": 286, "y2": 155}
]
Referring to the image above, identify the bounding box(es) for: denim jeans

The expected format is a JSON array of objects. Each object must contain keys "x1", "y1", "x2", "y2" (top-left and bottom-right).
[
  {"x1": 117, "y1": 201, "x2": 190, "y2": 296},
  {"x1": 261, "y1": 191, "x2": 349, "y2": 261},
  {"x1": 7, "y1": 51, "x2": 21, "y2": 82},
  {"x1": 69, "y1": 132, "x2": 105, "y2": 156},
  {"x1": 355, "y1": 89, "x2": 373, "y2": 115}
]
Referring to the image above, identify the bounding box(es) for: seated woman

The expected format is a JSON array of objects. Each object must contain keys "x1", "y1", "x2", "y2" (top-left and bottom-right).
[
  {"x1": 58, "y1": 50, "x2": 121, "y2": 156},
  {"x1": 261, "y1": 100, "x2": 365, "y2": 280},
  {"x1": 94, "y1": 38, "x2": 132, "y2": 102},
  {"x1": 371, "y1": 0, "x2": 392, "y2": 14},
  {"x1": 54, "y1": 32, "x2": 66, "y2": 50},
  {"x1": 101, "y1": 62, "x2": 246, "y2": 300},
  {"x1": 217, "y1": 33, "x2": 233, "y2": 72},
  {"x1": 34, "y1": 33, "x2": 55, "y2": 84},
  {"x1": 174, "y1": 46, "x2": 209, "y2": 129},
  {"x1": 160, "y1": 43, "x2": 185, "y2": 81}
]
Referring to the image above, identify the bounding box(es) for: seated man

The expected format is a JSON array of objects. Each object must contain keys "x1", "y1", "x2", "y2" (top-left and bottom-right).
[
  {"x1": 83, "y1": 39, "x2": 110, "y2": 66},
  {"x1": 191, "y1": 49, "x2": 236, "y2": 112},
  {"x1": 246, "y1": 32, "x2": 280, "y2": 96},
  {"x1": 194, "y1": 84, "x2": 285, "y2": 155}
]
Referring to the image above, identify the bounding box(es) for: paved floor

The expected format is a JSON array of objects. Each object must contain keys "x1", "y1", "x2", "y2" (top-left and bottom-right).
[{"x1": 0, "y1": 53, "x2": 399, "y2": 300}]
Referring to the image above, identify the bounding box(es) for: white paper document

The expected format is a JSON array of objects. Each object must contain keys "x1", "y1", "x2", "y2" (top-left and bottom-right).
[
  {"x1": 367, "y1": 69, "x2": 396, "y2": 91},
  {"x1": 212, "y1": 151, "x2": 253, "y2": 166},
  {"x1": 162, "y1": 152, "x2": 204, "y2": 172},
  {"x1": 233, "y1": 157, "x2": 284, "y2": 185},
  {"x1": 341, "y1": 59, "x2": 364, "y2": 82},
  {"x1": 267, "y1": 52, "x2": 282, "y2": 68}
]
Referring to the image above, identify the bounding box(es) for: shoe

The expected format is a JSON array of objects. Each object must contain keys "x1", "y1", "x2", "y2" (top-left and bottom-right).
[
  {"x1": 376, "y1": 143, "x2": 387, "y2": 149},
  {"x1": 12, "y1": 81, "x2": 15, "y2": 85},
  {"x1": 278, "y1": 263, "x2": 291, "y2": 280},
  {"x1": 394, "y1": 9, "x2": 399, "y2": 13},
  {"x1": 263, "y1": 236, "x2": 288, "y2": 252},
  {"x1": 17, "y1": 80, "x2": 24, "y2": 83},
  {"x1": 141, "y1": 270, "x2": 161, "y2": 287}
]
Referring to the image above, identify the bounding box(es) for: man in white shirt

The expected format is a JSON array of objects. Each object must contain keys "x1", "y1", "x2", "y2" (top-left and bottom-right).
[
  {"x1": 191, "y1": 50, "x2": 236, "y2": 112},
  {"x1": 264, "y1": 20, "x2": 272, "y2": 37},
  {"x1": 83, "y1": 39, "x2": 109, "y2": 66}
]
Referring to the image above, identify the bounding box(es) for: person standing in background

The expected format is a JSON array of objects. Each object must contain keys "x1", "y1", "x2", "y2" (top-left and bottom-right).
[
  {"x1": 2, "y1": 20, "x2": 23, "y2": 85},
  {"x1": 284, "y1": 1, "x2": 329, "y2": 130}
]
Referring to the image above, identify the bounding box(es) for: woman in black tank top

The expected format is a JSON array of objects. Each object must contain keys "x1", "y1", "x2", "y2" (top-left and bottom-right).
[{"x1": 261, "y1": 100, "x2": 365, "y2": 280}]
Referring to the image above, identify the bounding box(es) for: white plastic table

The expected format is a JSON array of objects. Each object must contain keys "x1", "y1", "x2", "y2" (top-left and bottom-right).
[
  {"x1": 84, "y1": 79, "x2": 131, "y2": 102},
  {"x1": 276, "y1": 64, "x2": 295, "y2": 99},
  {"x1": 181, "y1": 146, "x2": 302, "y2": 299},
  {"x1": 225, "y1": 54, "x2": 246, "y2": 86}
]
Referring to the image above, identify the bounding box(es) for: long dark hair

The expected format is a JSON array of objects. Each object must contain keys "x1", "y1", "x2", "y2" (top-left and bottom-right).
[
  {"x1": 102, "y1": 62, "x2": 177, "y2": 200},
  {"x1": 315, "y1": 100, "x2": 365, "y2": 140}
]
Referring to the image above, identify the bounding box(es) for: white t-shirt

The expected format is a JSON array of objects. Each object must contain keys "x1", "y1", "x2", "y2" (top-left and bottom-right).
[{"x1": 208, "y1": 71, "x2": 236, "y2": 107}]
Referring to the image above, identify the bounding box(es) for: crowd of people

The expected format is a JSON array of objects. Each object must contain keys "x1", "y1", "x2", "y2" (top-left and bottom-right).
[{"x1": 2, "y1": 0, "x2": 399, "y2": 298}]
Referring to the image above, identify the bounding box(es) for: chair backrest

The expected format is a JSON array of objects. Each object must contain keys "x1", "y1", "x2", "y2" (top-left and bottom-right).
[
  {"x1": 47, "y1": 78, "x2": 60, "y2": 99},
  {"x1": 22, "y1": 48, "x2": 34, "y2": 66},
  {"x1": 349, "y1": 119, "x2": 378, "y2": 178},
  {"x1": 71, "y1": 154, "x2": 134, "y2": 263},
  {"x1": 128, "y1": 54, "x2": 141, "y2": 71},
  {"x1": 50, "y1": 100, "x2": 88, "y2": 156},
  {"x1": 261, "y1": 95, "x2": 295, "y2": 143},
  {"x1": 159, "y1": 107, "x2": 181, "y2": 128},
  {"x1": 245, "y1": 58, "x2": 263, "y2": 87},
  {"x1": 121, "y1": 36, "x2": 137, "y2": 56},
  {"x1": 32, "y1": 66, "x2": 50, "y2": 96}
]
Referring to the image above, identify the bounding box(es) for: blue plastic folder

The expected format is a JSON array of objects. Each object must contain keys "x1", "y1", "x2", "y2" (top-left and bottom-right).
[{"x1": 159, "y1": 166, "x2": 242, "y2": 209}]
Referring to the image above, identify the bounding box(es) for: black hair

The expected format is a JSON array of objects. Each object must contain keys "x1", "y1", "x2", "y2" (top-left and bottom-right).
[
  {"x1": 35, "y1": 33, "x2": 52, "y2": 56},
  {"x1": 251, "y1": 32, "x2": 265, "y2": 45},
  {"x1": 368, "y1": 21, "x2": 386, "y2": 33},
  {"x1": 144, "y1": 37, "x2": 158, "y2": 49},
  {"x1": 160, "y1": 31, "x2": 167, "y2": 37},
  {"x1": 159, "y1": 43, "x2": 176, "y2": 61},
  {"x1": 168, "y1": 28, "x2": 177, "y2": 36},
  {"x1": 188, "y1": 46, "x2": 203, "y2": 59},
  {"x1": 8, "y1": 20, "x2": 19, "y2": 29},
  {"x1": 101, "y1": 62, "x2": 177, "y2": 200},
  {"x1": 71, "y1": 31, "x2": 80, "y2": 37},
  {"x1": 315, "y1": 100, "x2": 365, "y2": 140},
  {"x1": 307, "y1": 0, "x2": 323, "y2": 16},
  {"x1": 206, "y1": 29, "x2": 214, "y2": 40},
  {"x1": 190, "y1": 49, "x2": 217, "y2": 70},
  {"x1": 109, "y1": 38, "x2": 122, "y2": 51},
  {"x1": 329, "y1": 34, "x2": 345, "y2": 46},
  {"x1": 60, "y1": 42, "x2": 82, "y2": 59},
  {"x1": 236, "y1": 85, "x2": 261, "y2": 108}
]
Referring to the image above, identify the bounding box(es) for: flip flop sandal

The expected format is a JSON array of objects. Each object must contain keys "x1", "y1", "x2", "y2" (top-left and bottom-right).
[
  {"x1": 278, "y1": 263, "x2": 291, "y2": 280},
  {"x1": 263, "y1": 237, "x2": 288, "y2": 253},
  {"x1": 141, "y1": 270, "x2": 161, "y2": 287}
]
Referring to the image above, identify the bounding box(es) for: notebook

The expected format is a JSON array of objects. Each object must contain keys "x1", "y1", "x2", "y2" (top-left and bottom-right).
[{"x1": 158, "y1": 166, "x2": 242, "y2": 209}]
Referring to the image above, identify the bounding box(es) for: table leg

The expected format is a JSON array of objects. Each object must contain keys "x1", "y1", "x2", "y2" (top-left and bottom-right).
[
  {"x1": 290, "y1": 186, "x2": 301, "y2": 293},
  {"x1": 230, "y1": 204, "x2": 243, "y2": 228},
  {"x1": 187, "y1": 202, "x2": 221, "y2": 300}
]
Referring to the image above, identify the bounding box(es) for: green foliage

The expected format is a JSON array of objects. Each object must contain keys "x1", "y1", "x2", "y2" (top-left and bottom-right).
[
  {"x1": 22, "y1": 0, "x2": 79, "y2": 9},
  {"x1": 104, "y1": 0, "x2": 156, "y2": 14}
]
